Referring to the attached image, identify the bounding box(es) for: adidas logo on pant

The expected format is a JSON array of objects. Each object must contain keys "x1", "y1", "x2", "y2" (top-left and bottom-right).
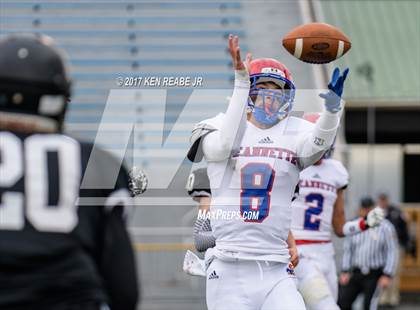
[{"x1": 208, "y1": 270, "x2": 219, "y2": 280}]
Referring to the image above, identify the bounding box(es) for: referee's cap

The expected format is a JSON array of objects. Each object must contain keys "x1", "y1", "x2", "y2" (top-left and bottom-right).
[{"x1": 360, "y1": 196, "x2": 375, "y2": 208}]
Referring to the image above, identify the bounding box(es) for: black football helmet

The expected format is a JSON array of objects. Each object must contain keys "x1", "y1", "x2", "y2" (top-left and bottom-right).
[{"x1": 0, "y1": 33, "x2": 71, "y2": 130}]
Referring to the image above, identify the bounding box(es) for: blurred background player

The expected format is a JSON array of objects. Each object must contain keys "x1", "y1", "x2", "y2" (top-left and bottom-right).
[
  {"x1": 187, "y1": 34, "x2": 348, "y2": 310},
  {"x1": 377, "y1": 192, "x2": 410, "y2": 308},
  {"x1": 186, "y1": 168, "x2": 214, "y2": 253},
  {"x1": 338, "y1": 197, "x2": 399, "y2": 310},
  {"x1": 290, "y1": 119, "x2": 385, "y2": 310},
  {"x1": 0, "y1": 34, "x2": 138, "y2": 310},
  {"x1": 182, "y1": 168, "x2": 214, "y2": 278}
]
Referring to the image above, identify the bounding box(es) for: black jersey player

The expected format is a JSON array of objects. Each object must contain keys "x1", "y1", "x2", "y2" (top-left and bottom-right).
[{"x1": 0, "y1": 34, "x2": 138, "y2": 310}]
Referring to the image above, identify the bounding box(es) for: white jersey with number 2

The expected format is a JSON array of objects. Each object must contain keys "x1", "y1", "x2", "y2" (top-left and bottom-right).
[{"x1": 291, "y1": 158, "x2": 349, "y2": 241}]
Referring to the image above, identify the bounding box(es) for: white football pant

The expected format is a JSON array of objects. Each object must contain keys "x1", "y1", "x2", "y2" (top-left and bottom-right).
[
  {"x1": 206, "y1": 257, "x2": 306, "y2": 310},
  {"x1": 295, "y1": 243, "x2": 339, "y2": 310}
]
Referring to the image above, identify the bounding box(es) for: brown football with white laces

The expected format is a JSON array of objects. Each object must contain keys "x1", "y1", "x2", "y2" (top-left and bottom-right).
[{"x1": 283, "y1": 23, "x2": 351, "y2": 64}]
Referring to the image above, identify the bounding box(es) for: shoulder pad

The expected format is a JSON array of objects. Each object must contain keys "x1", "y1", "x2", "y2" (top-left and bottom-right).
[
  {"x1": 290, "y1": 115, "x2": 316, "y2": 130},
  {"x1": 328, "y1": 159, "x2": 349, "y2": 189},
  {"x1": 187, "y1": 114, "x2": 224, "y2": 162},
  {"x1": 282, "y1": 116, "x2": 315, "y2": 136}
]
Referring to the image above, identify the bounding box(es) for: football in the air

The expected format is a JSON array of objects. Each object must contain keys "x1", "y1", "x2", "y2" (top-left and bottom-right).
[{"x1": 282, "y1": 22, "x2": 351, "y2": 64}]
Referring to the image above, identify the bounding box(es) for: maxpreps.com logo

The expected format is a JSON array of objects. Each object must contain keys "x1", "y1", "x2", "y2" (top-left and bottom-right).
[{"x1": 197, "y1": 209, "x2": 260, "y2": 221}]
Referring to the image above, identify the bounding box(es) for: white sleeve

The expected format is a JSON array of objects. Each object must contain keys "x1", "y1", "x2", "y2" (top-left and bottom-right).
[
  {"x1": 296, "y1": 110, "x2": 340, "y2": 169},
  {"x1": 202, "y1": 70, "x2": 250, "y2": 162}
]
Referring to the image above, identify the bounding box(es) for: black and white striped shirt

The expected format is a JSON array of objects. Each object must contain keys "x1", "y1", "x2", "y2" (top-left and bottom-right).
[{"x1": 342, "y1": 219, "x2": 399, "y2": 276}]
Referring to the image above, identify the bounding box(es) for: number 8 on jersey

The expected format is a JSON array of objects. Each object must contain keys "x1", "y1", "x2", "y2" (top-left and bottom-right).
[{"x1": 240, "y1": 163, "x2": 275, "y2": 222}]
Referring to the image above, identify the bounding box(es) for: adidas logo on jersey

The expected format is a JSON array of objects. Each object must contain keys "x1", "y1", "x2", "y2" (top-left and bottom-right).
[
  {"x1": 208, "y1": 270, "x2": 219, "y2": 280},
  {"x1": 258, "y1": 136, "x2": 273, "y2": 144},
  {"x1": 312, "y1": 173, "x2": 321, "y2": 179}
]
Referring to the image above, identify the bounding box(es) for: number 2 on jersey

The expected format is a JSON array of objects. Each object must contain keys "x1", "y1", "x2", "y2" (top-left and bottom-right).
[
  {"x1": 240, "y1": 163, "x2": 275, "y2": 222},
  {"x1": 303, "y1": 193, "x2": 324, "y2": 230}
]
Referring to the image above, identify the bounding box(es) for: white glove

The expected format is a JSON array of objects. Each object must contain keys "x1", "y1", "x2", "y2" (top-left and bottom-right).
[
  {"x1": 182, "y1": 250, "x2": 206, "y2": 277},
  {"x1": 366, "y1": 207, "x2": 385, "y2": 228}
]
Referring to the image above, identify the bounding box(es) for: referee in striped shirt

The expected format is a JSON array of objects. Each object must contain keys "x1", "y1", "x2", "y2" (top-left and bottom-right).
[{"x1": 338, "y1": 197, "x2": 399, "y2": 310}]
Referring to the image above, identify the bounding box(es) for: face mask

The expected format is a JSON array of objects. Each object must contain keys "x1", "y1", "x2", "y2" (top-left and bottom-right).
[
  {"x1": 248, "y1": 88, "x2": 291, "y2": 125},
  {"x1": 252, "y1": 106, "x2": 280, "y2": 125}
]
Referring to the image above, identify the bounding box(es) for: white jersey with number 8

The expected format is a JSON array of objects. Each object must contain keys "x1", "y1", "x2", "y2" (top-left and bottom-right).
[{"x1": 204, "y1": 113, "x2": 315, "y2": 262}]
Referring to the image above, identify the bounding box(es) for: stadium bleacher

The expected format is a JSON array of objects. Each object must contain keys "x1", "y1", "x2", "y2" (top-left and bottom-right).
[{"x1": 0, "y1": 1, "x2": 250, "y2": 197}]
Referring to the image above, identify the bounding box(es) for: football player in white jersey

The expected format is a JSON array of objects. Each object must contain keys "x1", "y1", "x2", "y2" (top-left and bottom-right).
[
  {"x1": 187, "y1": 35, "x2": 349, "y2": 310},
  {"x1": 291, "y1": 114, "x2": 385, "y2": 310},
  {"x1": 182, "y1": 168, "x2": 300, "y2": 277}
]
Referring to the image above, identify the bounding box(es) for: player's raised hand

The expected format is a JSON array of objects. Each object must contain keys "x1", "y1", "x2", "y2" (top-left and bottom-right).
[
  {"x1": 319, "y1": 67, "x2": 349, "y2": 113},
  {"x1": 228, "y1": 34, "x2": 249, "y2": 71},
  {"x1": 327, "y1": 67, "x2": 349, "y2": 98}
]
